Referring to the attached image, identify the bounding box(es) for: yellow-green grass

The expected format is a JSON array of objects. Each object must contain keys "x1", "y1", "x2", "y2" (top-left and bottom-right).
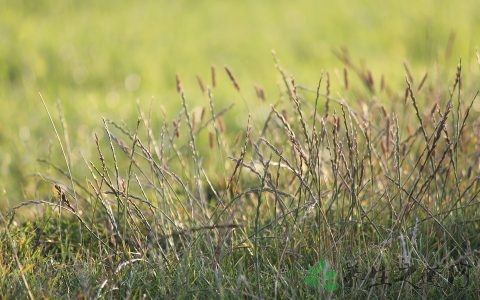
[
  {"x1": 2, "y1": 0, "x2": 480, "y2": 205},
  {"x1": 1, "y1": 59, "x2": 479, "y2": 298},
  {"x1": 1, "y1": 3, "x2": 480, "y2": 297}
]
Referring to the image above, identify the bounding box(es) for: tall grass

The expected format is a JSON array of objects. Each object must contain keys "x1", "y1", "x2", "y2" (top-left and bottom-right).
[{"x1": 1, "y1": 57, "x2": 479, "y2": 299}]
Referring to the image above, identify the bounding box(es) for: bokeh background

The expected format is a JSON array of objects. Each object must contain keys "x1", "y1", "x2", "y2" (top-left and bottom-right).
[{"x1": 1, "y1": 0, "x2": 480, "y2": 207}]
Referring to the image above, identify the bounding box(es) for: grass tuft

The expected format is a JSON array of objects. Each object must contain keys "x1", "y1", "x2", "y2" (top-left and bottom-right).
[{"x1": 1, "y1": 58, "x2": 479, "y2": 299}]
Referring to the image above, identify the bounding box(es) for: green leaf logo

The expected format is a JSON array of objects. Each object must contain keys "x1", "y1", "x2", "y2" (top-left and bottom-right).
[{"x1": 305, "y1": 259, "x2": 339, "y2": 292}]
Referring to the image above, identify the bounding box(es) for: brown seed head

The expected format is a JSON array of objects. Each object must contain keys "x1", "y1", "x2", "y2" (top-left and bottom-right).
[{"x1": 224, "y1": 66, "x2": 240, "y2": 91}]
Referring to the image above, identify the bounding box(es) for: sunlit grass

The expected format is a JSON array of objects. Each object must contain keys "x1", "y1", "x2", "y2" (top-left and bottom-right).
[
  {"x1": 1, "y1": 56, "x2": 479, "y2": 298},
  {"x1": 1, "y1": 1, "x2": 480, "y2": 298}
]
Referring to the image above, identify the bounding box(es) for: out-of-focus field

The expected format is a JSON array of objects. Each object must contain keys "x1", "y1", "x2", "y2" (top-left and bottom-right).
[{"x1": 1, "y1": 0, "x2": 480, "y2": 206}]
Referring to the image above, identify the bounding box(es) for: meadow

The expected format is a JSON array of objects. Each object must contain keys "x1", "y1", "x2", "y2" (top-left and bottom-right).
[{"x1": 1, "y1": 1, "x2": 480, "y2": 298}]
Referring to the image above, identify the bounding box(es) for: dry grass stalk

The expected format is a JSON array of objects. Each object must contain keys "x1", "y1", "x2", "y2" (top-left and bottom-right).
[
  {"x1": 211, "y1": 65, "x2": 216, "y2": 88},
  {"x1": 325, "y1": 72, "x2": 331, "y2": 117},
  {"x1": 196, "y1": 75, "x2": 206, "y2": 94},
  {"x1": 333, "y1": 48, "x2": 375, "y2": 93},
  {"x1": 209, "y1": 132, "x2": 214, "y2": 149},
  {"x1": 255, "y1": 84, "x2": 266, "y2": 101},
  {"x1": 224, "y1": 65, "x2": 240, "y2": 92},
  {"x1": 403, "y1": 60, "x2": 414, "y2": 85},
  {"x1": 417, "y1": 72, "x2": 428, "y2": 92},
  {"x1": 343, "y1": 67, "x2": 348, "y2": 90},
  {"x1": 272, "y1": 106, "x2": 308, "y2": 166}
]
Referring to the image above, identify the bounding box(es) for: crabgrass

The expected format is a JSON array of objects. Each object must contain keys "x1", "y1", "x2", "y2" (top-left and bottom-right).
[{"x1": 1, "y1": 57, "x2": 479, "y2": 298}]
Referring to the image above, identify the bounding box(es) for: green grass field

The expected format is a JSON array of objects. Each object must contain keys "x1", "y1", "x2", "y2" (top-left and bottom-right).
[{"x1": 1, "y1": 1, "x2": 480, "y2": 298}]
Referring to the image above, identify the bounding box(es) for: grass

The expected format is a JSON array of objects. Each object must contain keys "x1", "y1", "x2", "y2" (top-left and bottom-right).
[
  {"x1": 1, "y1": 56, "x2": 479, "y2": 298},
  {"x1": 2, "y1": 0, "x2": 480, "y2": 205},
  {"x1": 2, "y1": 1, "x2": 480, "y2": 298}
]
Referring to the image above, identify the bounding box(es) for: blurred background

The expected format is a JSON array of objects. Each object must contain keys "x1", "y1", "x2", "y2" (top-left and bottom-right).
[{"x1": 1, "y1": 0, "x2": 480, "y2": 208}]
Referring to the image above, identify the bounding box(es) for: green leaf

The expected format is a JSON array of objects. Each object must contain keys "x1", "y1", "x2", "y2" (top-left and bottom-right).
[
  {"x1": 323, "y1": 270, "x2": 337, "y2": 280},
  {"x1": 323, "y1": 281, "x2": 339, "y2": 292},
  {"x1": 316, "y1": 259, "x2": 327, "y2": 272},
  {"x1": 305, "y1": 275, "x2": 318, "y2": 287},
  {"x1": 308, "y1": 265, "x2": 319, "y2": 276}
]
